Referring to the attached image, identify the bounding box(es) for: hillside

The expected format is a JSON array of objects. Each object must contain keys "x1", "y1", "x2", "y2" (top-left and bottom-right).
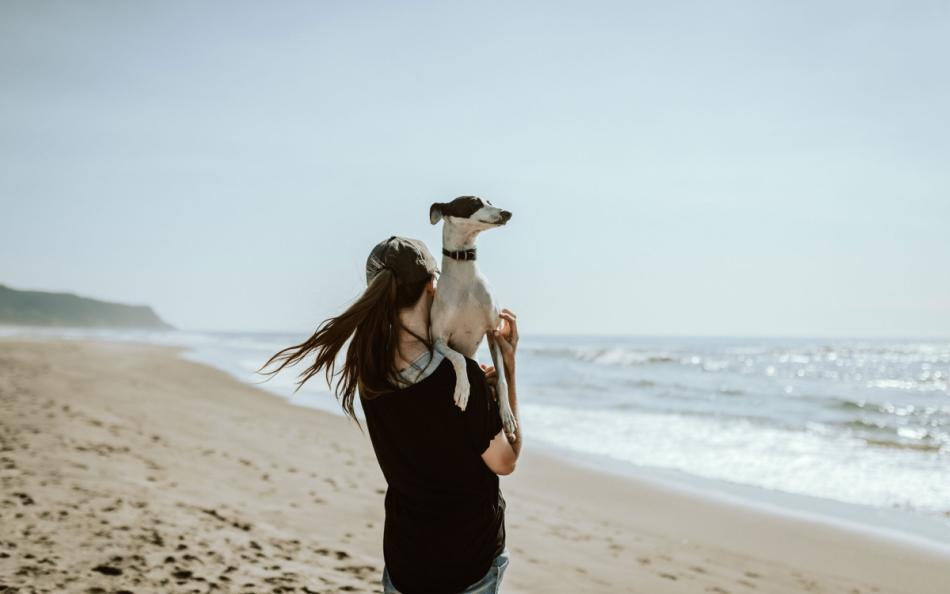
[{"x1": 0, "y1": 284, "x2": 173, "y2": 329}]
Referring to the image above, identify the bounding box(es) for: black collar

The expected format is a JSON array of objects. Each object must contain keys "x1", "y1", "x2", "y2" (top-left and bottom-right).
[{"x1": 442, "y1": 247, "x2": 477, "y2": 261}]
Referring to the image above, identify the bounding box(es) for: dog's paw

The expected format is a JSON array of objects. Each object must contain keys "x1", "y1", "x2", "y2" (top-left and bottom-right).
[
  {"x1": 453, "y1": 378, "x2": 471, "y2": 411},
  {"x1": 501, "y1": 408, "x2": 518, "y2": 440}
]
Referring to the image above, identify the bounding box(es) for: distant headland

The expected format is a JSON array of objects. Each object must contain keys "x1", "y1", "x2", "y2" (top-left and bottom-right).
[{"x1": 0, "y1": 283, "x2": 173, "y2": 329}]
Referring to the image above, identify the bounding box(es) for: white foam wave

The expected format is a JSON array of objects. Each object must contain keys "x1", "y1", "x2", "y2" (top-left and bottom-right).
[{"x1": 523, "y1": 403, "x2": 950, "y2": 513}]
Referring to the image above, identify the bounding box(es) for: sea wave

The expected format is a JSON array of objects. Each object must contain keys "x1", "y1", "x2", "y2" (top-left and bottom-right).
[
  {"x1": 526, "y1": 345, "x2": 679, "y2": 366},
  {"x1": 522, "y1": 402, "x2": 950, "y2": 513}
]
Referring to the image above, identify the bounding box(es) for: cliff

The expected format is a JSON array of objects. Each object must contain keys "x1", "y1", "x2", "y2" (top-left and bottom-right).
[{"x1": 0, "y1": 284, "x2": 173, "y2": 329}]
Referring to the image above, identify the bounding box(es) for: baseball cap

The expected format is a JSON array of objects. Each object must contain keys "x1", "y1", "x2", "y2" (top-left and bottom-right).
[{"x1": 365, "y1": 235, "x2": 440, "y2": 286}]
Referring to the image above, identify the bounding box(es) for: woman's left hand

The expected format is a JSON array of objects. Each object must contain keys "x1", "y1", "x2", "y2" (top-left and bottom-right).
[{"x1": 480, "y1": 363, "x2": 499, "y2": 402}]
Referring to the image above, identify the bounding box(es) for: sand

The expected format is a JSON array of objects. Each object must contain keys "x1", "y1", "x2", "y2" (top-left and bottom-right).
[{"x1": 1, "y1": 339, "x2": 947, "y2": 594}]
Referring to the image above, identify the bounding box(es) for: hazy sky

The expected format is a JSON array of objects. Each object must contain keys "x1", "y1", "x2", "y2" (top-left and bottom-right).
[{"x1": 2, "y1": 1, "x2": 948, "y2": 337}]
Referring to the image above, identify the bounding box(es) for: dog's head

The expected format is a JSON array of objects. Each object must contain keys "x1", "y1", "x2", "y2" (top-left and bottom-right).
[{"x1": 429, "y1": 196, "x2": 512, "y2": 229}]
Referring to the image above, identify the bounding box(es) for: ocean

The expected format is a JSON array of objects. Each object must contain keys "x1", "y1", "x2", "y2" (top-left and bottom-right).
[{"x1": 3, "y1": 327, "x2": 948, "y2": 547}]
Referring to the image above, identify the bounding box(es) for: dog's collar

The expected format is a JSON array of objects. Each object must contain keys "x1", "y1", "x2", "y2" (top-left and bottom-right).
[{"x1": 442, "y1": 247, "x2": 477, "y2": 261}]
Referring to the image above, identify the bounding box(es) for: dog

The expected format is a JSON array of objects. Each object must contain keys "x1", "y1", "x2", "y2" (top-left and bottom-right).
[{"x1": 429, "y1": 196, "x2": 517, "y2": 439}]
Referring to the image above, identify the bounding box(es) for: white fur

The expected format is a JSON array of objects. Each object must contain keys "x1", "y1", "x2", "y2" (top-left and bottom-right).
[{"x1": 430, "y1": 203, "x2": 517, "y2": 438}]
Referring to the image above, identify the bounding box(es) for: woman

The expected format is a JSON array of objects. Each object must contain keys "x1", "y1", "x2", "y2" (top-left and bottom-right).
[{"x1": 259, "y1": 235, "x2": 522, "y2": 594}]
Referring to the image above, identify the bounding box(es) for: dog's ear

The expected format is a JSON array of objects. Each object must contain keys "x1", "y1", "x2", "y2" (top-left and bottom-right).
[{"x1": 429, "y1": 202, "x2": 444, "y2": 225}]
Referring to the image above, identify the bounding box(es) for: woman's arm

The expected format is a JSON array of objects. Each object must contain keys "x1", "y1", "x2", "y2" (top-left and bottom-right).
[
  {"x1": 481, "y1": 382, "x2": 520, "y2": 475},
  {"x1": 481, "y1": 309, "x2": 521, "y2": 475}
]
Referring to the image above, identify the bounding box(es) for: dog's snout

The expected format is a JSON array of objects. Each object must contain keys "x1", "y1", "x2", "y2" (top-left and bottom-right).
[{"x1": 499, "y1": 210, "x2": 512, "y2": 222}]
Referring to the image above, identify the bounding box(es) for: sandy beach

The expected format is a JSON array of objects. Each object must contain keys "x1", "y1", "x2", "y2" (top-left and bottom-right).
[{"x1": 1, "y1": 339, "x2": 947, "y2": 594}]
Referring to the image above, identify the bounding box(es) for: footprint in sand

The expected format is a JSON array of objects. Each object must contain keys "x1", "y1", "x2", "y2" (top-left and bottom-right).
[{"x1": 91, "y1": 564, "x2": 123, "y2": 576}]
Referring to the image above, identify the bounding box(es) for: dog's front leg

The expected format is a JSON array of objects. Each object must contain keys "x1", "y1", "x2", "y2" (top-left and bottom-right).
[
  {"x1": 433, "y1": 337, "x2": 471, "y2": 411},
  {"x1": 486, "y1": 331, "x2": 518, "y2": 439}
]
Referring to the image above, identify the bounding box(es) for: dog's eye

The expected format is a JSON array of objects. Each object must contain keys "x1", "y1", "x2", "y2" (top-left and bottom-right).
[{"x1": 486, "y1": 200, "x2": 492, "y2": 206}]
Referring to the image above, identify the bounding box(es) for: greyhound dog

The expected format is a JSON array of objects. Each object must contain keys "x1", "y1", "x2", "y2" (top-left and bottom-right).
[{"x1": 429, "y1": 196, "x2": 517, "y2": 439}]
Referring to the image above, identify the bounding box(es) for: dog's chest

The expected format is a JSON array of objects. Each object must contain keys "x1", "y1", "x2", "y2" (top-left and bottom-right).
[
  {"x1": 432, "y1": 278, "x2": 497, "y2": 355},
  {"x1": 436, "y1": 283, "x2": 495, "y2": 322}
]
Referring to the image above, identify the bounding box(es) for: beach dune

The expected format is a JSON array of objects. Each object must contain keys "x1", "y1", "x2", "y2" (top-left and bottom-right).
[{"x1": 1, "y1": 339, "x2": 947, "y2": 593}]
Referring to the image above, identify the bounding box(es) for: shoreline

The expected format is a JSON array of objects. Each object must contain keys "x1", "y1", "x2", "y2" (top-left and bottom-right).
[
  {"x1": 544, "y1": 444, "x2": 950, "y2": 555},
  {"x1": 175, "y1": 329, "x2": 950, "y2": 553},
  {"x1": 2, "y1": 325, "x2": 947, "y2": 538},
  {"x1": 2, "y1": 338, "x2": 948, "y2": 593}
]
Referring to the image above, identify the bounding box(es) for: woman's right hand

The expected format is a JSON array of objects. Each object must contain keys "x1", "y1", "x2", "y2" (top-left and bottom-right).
[{"x1": 492, "y1": 308, "x2": 518, "y2": 382}]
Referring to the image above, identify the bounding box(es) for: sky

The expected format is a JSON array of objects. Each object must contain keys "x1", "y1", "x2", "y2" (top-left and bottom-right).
[{"x1": 1, "y1": 1, "x2": 948, "y2": 337}]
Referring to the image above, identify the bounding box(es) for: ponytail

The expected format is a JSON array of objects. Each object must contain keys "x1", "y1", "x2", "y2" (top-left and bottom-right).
[{"x1": 257, "y1": 269, "x2": 433, "y2": 426}]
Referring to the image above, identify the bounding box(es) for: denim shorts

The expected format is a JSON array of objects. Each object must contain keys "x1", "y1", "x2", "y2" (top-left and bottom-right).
[{"x1": 382, "y1": 548, "x2": 510, "y2": 594}]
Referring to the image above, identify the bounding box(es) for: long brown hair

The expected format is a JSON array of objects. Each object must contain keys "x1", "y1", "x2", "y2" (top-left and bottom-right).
[{"x1": 256, "y1": 269, "x2": 434, "y2": 425}]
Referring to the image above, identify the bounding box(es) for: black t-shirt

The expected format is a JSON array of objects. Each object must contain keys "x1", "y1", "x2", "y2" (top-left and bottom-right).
[{"x1": 360, "y1": 355, "x2": 506, "y2": 594}]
